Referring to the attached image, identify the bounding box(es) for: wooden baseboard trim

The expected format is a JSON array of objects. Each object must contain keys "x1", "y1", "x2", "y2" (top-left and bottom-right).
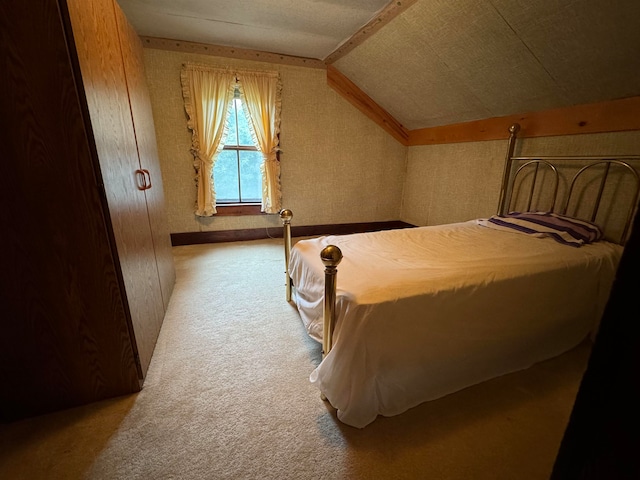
[
  {"x1": 170, "y1": 220, "x2": 414, "y2": 246},
  {"x1": 292, "y1": 220, "x2": 414, "y2": 238}
]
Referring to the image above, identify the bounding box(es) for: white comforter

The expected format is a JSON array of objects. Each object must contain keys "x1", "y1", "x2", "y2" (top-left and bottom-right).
[{"x1": 289, "y1": 220, "x2": 622, "y2": 428}]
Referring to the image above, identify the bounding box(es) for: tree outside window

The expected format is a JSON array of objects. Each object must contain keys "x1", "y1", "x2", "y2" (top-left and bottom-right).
[{"x1": 214, "y1": 89, "x2": 262, "y2": 204}]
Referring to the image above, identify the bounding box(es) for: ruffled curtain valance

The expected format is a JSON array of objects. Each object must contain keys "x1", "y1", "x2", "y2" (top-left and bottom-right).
[{"x1": 181, "y1": 63, "x2": 282, "y2": 216}]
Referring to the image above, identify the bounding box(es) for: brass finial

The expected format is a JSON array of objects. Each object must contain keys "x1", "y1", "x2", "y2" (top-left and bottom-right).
[
  {"x1": 321, "y1": 245, "x2": 343, "y2": 267},
  {"x1": 279, "y1": 209, "x2": 292, "y2": 223},
  {"x1": 509, "y1": 123, "x2": 521, "y2": 134}
]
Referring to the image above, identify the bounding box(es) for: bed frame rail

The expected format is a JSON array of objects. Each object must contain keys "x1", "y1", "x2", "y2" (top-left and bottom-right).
[{"x1": 280, "y1": 209, "x2": 293, "y2": 302}]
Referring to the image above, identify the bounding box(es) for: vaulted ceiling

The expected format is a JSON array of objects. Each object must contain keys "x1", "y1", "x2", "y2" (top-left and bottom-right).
[{"x1": 118, "y1": 0, "x2": 640, "y2": 131}]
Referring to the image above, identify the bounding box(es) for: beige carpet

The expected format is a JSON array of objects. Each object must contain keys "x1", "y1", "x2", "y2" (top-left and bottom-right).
[{"x1": 0, "y1": 238, "x2": 591, "y2": 479}]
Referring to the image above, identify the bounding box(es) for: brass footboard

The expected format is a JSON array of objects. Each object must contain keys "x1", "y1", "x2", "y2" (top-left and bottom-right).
[
  {"x1": 279, "y1": 209, "x2": 293, "y2": 302},
  {"x1": 280, "y1": 210, "x2": 342, "y2": 359},
  {"x1": 320, "y1": 245, "x2": 342, "y2": 359}
]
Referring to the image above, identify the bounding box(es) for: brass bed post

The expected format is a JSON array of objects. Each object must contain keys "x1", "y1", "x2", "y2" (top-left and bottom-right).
[
  {"x1": 320, "y1": 245, "x2": 342, "y2": 359},
  {"x1": 497, "y1": 123, "x2": 521, "y2": 215},
  {"x1": 280, "y1": 209, "x2": 293, "y2": 302}
]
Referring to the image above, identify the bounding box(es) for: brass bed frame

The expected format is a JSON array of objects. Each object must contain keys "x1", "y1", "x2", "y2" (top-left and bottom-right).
[{"x1": 281, "y1": 123, "x2": 640, "y2": 360}]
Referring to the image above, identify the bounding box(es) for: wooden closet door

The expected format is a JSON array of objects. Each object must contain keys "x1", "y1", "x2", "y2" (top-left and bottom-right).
[
  {"x1": 65, "y1": 0, "x2": 165, "y2": 378},
  {"x1": 114, "y1": 2, "x2": 176, "y2": 312},
  {"x1": 0, "y1": 0, "x2": 140, "y2": 421}
]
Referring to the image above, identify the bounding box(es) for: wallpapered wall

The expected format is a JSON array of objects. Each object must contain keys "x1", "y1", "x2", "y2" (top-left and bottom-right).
[
  {"x1": 402, "y1": 131, "x2": 640, "y2": 241},
  {"x1": 142, "y1": 48, "x2": 407, "y2": 234}
]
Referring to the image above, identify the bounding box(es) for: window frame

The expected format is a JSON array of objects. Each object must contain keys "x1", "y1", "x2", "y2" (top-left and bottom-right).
[
  {"x1": 214, "y1": 203, "x2": 263, "y2": 216},
  {"x1": 214, "y1": 90, "x2": 263, "y2": 214}
]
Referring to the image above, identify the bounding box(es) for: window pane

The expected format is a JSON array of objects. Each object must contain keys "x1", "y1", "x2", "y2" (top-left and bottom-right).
[
  {"x1": 239, "y1": 150, "x2": 263, "y2": 202},
  {"x1": 223, "y1": 99, "x2": 239, "y2": 146},
  {"x1": 236, "y1": 100, "x2": 254, "y2": 146},
  {"x1": 214, "y1": 149, "x2": 239, "y2": 202}
]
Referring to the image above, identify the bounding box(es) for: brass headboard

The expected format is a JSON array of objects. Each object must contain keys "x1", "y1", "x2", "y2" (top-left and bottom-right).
[{"x1": 498, "y1": 124, "x2": 640, "y2": 245}]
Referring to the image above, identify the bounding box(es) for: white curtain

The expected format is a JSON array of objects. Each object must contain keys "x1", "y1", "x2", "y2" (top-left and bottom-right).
[
  {"x1": 237, "y1": 70, "x2": 283, "y2": 213},
  {"x1": 181, "y1": 64, "x2": 235, "y2": 216},
  {"x1": 181, "y1": 63, "x2": 282, "y2": 216}
]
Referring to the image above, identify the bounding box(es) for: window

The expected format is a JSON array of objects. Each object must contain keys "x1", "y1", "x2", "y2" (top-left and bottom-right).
[
  {"x1": 214, "y1": 87, "x2": 262, "y2": 205},
  {"x1": 181, "y1": 64, "x2": 282, "y2": 216}
]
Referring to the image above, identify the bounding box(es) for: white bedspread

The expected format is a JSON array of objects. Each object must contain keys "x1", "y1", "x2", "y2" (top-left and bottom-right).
[{"x1": 289, "y1": 220, "x2": 622, "y2": 428}]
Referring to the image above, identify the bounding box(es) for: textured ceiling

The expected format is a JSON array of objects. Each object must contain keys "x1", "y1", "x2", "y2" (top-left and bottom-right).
[
  {"x1": 116, "y1": 0, "x2": 390, "y2": 60},
  {"x1": 118, "y1": 0, "x2": 640, "y2": 131},
  {"x1": 335, "y1": 0, "x2": 640, "y2": 129}
]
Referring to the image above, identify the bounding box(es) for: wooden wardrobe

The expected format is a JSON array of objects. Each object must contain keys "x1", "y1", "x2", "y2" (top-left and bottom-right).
[{"x1": 0, "y1": 0, "x2": 175, "y2": 422}]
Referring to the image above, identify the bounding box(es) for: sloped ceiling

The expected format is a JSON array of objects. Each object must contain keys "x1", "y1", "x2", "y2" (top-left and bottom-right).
[
  {"x1": 118, "y1": 0, "x2": 640, "y2": 131},
  {"x1": 335, "y1": 0, "x2": 640, "y2": 129}
]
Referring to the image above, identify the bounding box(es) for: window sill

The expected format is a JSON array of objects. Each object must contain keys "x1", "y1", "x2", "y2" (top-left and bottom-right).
[{"x1": 215, "y1": 204, "x2": 263, "y2": 216}]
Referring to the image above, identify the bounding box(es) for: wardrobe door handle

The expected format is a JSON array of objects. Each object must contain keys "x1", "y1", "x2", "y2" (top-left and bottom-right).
[
  {"x1": 142, "y1": 169, "x2": 152, "y2": 190},
  {"x1": 135, "y1": 169, "x2": 147, "y2": 190}
]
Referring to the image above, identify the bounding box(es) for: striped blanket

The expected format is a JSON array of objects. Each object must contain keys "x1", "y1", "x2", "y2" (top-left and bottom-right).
[{"x1": 476, "y1": 212, "x2": 603, "y2": 247}]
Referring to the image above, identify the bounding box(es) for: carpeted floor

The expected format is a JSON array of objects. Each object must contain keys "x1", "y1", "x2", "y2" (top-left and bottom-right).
[{"x1": 0, "y1": 238, "x2": 591, "y2": 479}]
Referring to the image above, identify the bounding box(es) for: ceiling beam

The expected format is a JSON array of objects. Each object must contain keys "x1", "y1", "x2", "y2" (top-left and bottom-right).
[
  {"x1": 140, "y1": 36, "x2": 326, "y2": 69},
  {"x1": 327, "y1": 65, "x2": 409, "y2": 145},
  {"x1": 323, "y1": 0, "x2": 419, "y2": 64},
  {"x1": 408, "y1": 96, "x2": 640, "y2": 145}
]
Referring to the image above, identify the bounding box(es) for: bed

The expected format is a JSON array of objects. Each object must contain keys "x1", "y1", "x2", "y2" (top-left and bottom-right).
[{"x1": 280, "y1": 124, "x2": 640, "y2": 428}]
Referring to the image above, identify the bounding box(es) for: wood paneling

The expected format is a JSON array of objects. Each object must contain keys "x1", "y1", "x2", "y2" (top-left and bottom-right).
[
  {"x1": 115, "y1": 3, "x2": 176, "y2": 312},
  {"x1": 1, "y1": 0, "x2": 175, "y2": 421},
  {"x1": 67, "y1": 0, "x2": 165, "y2": 378},
  {"x1": 70, "y1": 0, "x2": 175, "y2": 383},
  {"x1": 0, "y1": 0, "x2": 139, "y2": 421}
]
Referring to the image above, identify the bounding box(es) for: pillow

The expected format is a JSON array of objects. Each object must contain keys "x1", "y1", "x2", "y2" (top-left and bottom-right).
[{"x1": 476, "y1": 211, "x2": 603, "y2": 247}]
